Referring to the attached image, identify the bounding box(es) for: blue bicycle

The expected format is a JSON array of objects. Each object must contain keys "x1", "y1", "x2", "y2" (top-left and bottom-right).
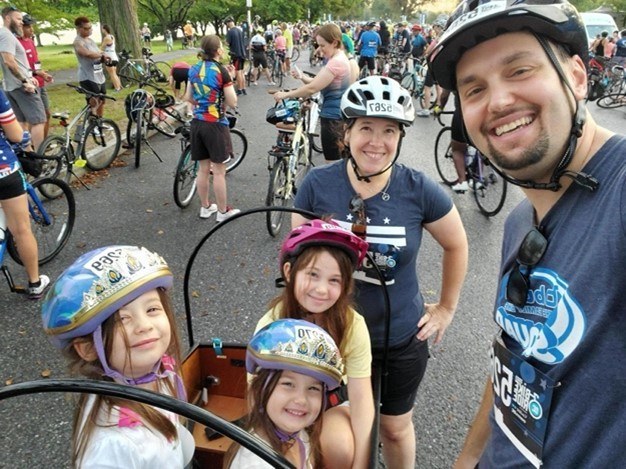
[{"x1": 1, "y1": 175, "x2": 75, "y2": 294}]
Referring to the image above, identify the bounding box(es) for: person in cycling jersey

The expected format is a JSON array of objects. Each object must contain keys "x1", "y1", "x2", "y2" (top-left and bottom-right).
[
  {"x1": 356, "y1": 22, "x2": 381, "y2": 75},
  {"x1": 430, "y1": 1, "x2": 626, "y2": 467},
  {"x1": 0, "y1": 94, "x2": 49, "y2": 299},
  {"x1": 293, "y1": 76, "x2": 468, "y2": 468},
  {"x1": 248, "y1": 28, "x2": 275, "y2": 86}
]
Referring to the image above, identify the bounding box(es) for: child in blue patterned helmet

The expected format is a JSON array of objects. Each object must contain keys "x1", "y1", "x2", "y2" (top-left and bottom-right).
[
  {"x1": 225, "y1": 319, "x2": 343, "y2": 469},
  {"x1": 41, "y1": 246, "x2": 193, "y2": 468}
]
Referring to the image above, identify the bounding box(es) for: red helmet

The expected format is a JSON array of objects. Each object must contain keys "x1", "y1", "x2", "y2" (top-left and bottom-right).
[
  {"x1": 412, "y1": 24, "x2": 422, "y2": 31},
  {"x1": 280, "y1": 219, "x2": 368, "y2": 269}
]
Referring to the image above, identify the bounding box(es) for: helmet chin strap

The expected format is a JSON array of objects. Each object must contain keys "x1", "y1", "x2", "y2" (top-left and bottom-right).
[
  {"x1": 466, "y1": 35, "x2": 598, "y2": 192},
  {"x1": 349, "y1": 132, "x2": 405, "y2": 183}
]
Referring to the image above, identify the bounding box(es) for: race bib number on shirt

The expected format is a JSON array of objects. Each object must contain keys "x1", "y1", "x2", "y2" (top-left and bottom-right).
[
  {"x1": 491, "y1": 338, "x2": 556, "y2": 469},
  {"x1": 445, "y1": 0, "x2": 507, "y2": 38}
]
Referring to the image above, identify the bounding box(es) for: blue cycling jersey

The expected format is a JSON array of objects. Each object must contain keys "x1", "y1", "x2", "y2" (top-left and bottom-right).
[{"x1": 359, "y1": 31, "x2": 381, "y2": 58}]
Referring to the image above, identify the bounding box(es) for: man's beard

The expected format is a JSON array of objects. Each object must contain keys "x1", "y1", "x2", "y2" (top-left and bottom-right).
[{"x1": 486, "y1": 129, "x2": 549, "y2": 172}]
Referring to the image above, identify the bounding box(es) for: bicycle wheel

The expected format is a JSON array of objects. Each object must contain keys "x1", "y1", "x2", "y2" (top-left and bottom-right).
[
  {"x1": 149, "y1": 61, "x2": 171, "y2": 83},
  {"x1": 173, "y1": 144, "x2": 198, "y2": 208},
  {"x1": 226, "y1": 128, "x2": 248, "y2": 173},
  {"x1": 83, "y1": 118, "x2": 121, "y2": 170},
  {"x1": 472, "y1": 158, "x2": 508, "y2": 217},
  {"x1": 265, "y1": 158, "x2": 289, "y2": 237},
  {"x1": 294, "y1": 134, "x2": 311, "y2": 189},
  {"x1": 150, "y1": 108, "x2": 176, "y2": 138},
  {"x1": 597, "y1": 92, "x2": 626, "y2": 108},
  {"x1": 134, "y1": 110, "x2": 148, "y2": 168},
  {"x1": 400, "y1": 71, "x2": 416, "y2": 95},
  {"x1": 434, "y1": 127, "x2": 458, "y2": 185},
  {"x1": 274, "y1": 60, "x2": 284, "y2": 88},
  {"x1": 7, "y1": 177, "x2": 75, "y2": 266},
  {"x1": 36, "y1": 135, "x2": 65, "y2": 182},
  {"x1": 291, "y1": 47, "x2": 300, "y2": 62},
  {"x1": 245, "y1": 61, "x2": 253, "y2": 86},
  {"x1": 309, "y1": 113, "x2": 322, "y2": 153}
]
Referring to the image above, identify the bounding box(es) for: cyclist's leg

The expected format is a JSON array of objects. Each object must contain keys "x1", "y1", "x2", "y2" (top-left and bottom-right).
[
  {"x1": 211, "y1": 161, "x2": 228, "y2": 211},
  {"x1": 451, "y1": 108, "x2": 469, "y2": 189},
  {"x1": 2, "y1": 187, "x2": 39, "y2": 283},
  {"x1": 196, "y1": 159, "x2": 212, "y2": 208}
]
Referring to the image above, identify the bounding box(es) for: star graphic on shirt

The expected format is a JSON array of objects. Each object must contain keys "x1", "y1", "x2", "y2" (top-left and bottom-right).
[
  {"x1": 346, "y1": 213, "x2": 354, "y2": 221},
  {"x1": 366, "y1": 217, "x2": 371, "y2": 224},
  {"x1": 540, "y1": 379, "x2": 548, "y2": 390},
  {"x1": 383, "y1": 217, "x2": 390, "y2": 224}
]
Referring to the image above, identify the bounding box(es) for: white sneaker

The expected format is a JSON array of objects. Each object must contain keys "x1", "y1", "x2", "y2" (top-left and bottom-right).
[
  {"x1": 469, "y1": 179, "x2": 484, "y2": 190},
  {"x1": 216, "y1": 206, "x2": 241, "y2": 223},
  {"x1": 92, "y1": 127, "x2": 102, "y2": 137},
  {"x1": 416, "y1": 109, "x2": 430, "y2": 118},
  {"x1": 451, "y1": 181, "x2": 469, "y2": 193},
  {"x1": 268, "y1": 81, "x2": 277, "y2": 86},
  {"x1": 199, "y1": 204, "x2": 218, "y2": 219},
  {"x1": 28, "y1": 275, "x2": 50, "y2": 300}
]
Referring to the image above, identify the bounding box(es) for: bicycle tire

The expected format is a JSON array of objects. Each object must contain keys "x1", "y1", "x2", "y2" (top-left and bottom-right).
[
  {"x1": 274, "y1": 60, "x2": 284, "y2": 88},
  {"x1": 173, "y1": 144, "x2": 198, "y2": 208},
  {"x1": 226, "y1": 128, "x2": 248, "y2": 173},
  {"x1": 472, "y1": 158, "x2": 508, "y2": 217},
  {"x1": 83, "y1": 118, "x2": 121, "y2": 170},
  {"x1": 434, "y1": 127, "x2": 458, "y2": 185},
  {"x1": 245, "y1": 61, "x2": 253, "y2": 87},
  {"x1": 597, "y1": 92, "x2": 626, "y2": 108},
  {"x1": 294, "y1": 134, "x2": 312, "y2": 189},
  {"x1": 265, "y1": 159, "x2": 289, "y2": 237},
  {"x1": 149, "y1": 61, "x2": 171, "y2": 83},
  {"x1": 309, "y1": 114, "x2": 322, "y2": 153},
  {"x1": 36, "y1": 135, "x2": 65, "y2": 183},
  {"x1": 134, "y1": 110, "x2": 147, "y2": 168},
  {"x1": 400, "y1": 71, "x2": 416, "y2": 95},
  {"x1": 291, "y1": 47, "x2": 300, "y2": 62},
  {"x1": 6, "y1": 177, "x2": 75, "y2": 266},
  {"x1": 150, "y1": 108, "x2": 176, "y2": 138}
]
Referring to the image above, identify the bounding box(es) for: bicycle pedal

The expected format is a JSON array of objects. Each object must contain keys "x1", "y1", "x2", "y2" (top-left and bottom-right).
[{"x1": 73, "y1": 159, "x2": 87, "y2": 168}]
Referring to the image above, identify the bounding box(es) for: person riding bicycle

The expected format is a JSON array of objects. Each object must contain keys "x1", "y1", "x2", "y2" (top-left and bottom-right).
[
  {"x1": 0, "y1": 96, "x2": 49, "y2": 299},
  {"x1": 356, "y1": 22, "x2": 381, "y2": 76},
  {"x1": 249, "y1": 28, "x2": 275, "y2": 85},
  {"x1": 429, "y1": 0, "x2": 626, "y2": 467}
]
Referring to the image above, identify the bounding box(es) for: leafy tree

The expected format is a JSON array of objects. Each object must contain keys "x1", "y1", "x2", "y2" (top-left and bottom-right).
[
  {"x1": 97, "y1": 0, "x2": 142, "y2": 58},
  {"x1": 137, "y1": 0, "x2": 195, "y2": 38}
]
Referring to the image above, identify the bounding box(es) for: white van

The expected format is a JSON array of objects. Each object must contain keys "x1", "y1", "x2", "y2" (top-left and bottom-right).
[{"x1": 581, "y1": 12, "x2": 619, "y2": 47}]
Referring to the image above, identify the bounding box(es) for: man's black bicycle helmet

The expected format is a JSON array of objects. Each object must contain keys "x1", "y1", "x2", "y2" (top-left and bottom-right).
[{"x1": 430, "y1": 0, "x2": 588, "y2": 91}]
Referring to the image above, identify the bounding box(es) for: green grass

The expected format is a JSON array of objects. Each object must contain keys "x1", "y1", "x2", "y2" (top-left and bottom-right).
[{"x1": 44, "y1": 49, "x2": 199, "y2": 135}]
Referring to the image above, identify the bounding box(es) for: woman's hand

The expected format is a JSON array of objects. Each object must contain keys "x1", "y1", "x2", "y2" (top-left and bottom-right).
[
  {"x1": 416, "y1": 303, "x2": 454, "y2": 344},
  {"x1": 273, "y1": 91, "x2": 287, "y2": 102}
]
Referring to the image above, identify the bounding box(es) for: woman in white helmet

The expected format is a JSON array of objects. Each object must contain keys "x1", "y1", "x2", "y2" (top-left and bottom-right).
[{"x1": 292, "y1": 76, "x2": 468, "y2": 467}]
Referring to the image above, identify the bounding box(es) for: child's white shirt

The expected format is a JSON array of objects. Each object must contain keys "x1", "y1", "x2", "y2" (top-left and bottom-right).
[
  {"x1": 76, "y1": 393, "x2": 194, "y2": 468},
  {"x1": 229, "y1": 430, "x2": 312, "y2": 469}
]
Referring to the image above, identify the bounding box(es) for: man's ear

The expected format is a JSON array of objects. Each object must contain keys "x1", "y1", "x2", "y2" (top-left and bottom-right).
[
  {"x1": 282, "y1": 262, "x2": 292, "y2": 282},
  {"x1": 570, "y1": 54, "x2": 589, "y2": 101},
  {"x1": 73, "y1": 339, "x2": 98, "y2": 361}
]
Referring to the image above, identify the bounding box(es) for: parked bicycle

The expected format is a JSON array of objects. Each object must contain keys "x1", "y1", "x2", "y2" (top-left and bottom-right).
[
  {"x1": 37, "y1": 84, "x2": 121, "y2": 196},
  {"x1": 117, "y1": 48, "x2": 171, "y2": 88},
  {"x1": 173, "y1": 111, "x2": 248, "y2": 208},
  {"x1": 1, "y1": 149, "x2": 75, "y2": 294},
  {"x1": 400, "y1": 57, "x2": 435, "y2": 110},
  {"x1": 434, "y1": 111, "x2": 508, "y2": 217},
  {"x1": 266, "y1": 47, "x2": 284, "y2": 88},
  {"x1": 264, "y1": 94, "x2": 314, "y2": 236}
]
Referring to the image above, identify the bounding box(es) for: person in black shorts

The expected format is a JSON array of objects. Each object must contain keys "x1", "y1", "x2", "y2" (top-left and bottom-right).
[
  {"x1": 225, "y1": 16, "x2": 247, "y2": 96},
  {"x1": 248, "y1": 29, "x2": 275, "y2": 85}
]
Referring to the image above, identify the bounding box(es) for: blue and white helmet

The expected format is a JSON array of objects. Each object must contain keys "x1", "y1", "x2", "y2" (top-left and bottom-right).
[
  {"x1": 42, "y1": 246, "x2": 173, "y2": 349},
  {"x1": 246, "y1": 319, "x2": 344, "y2": 390}
]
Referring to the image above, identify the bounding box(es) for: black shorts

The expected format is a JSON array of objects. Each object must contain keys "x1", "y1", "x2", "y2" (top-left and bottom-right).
[
  {"x1": 372, "y1": 336, "x2": 429, "y2": 416},
  {"x1": 358, "y1": 56, "x2": 376, "y2": 71},
  {"x1": 424, "y1": 67, "x2": 436, "y2": 88},
  {"x1": 451, "y1": 107, "x2": 469, "y2": 143},
  {"x1": 190, "y1": 120, "x2": 233, "y2": 164},
  {"x1": 79, "y1": 80, "x2": 106, "y2": 104},
  {"x1": 0, "y1": 170, "x2": 27, "y2": 200},
  {"x1": 171, "y1": 68, "x2": 189, "y2": 89},
  {"x1": 230, "y1": 56, "x2": 245, "y2": 71},
  {"x1": 252, "y1": 52, "x2": 268, "y2": 69},
  {"x1": 6, "y1": 87, "x2": 46, "y2": 124}
]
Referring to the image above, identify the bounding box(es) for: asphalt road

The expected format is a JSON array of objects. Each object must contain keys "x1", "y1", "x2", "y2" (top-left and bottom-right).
[{"x1": 1, "y1": 55, "x2": 624, "y2": 468}]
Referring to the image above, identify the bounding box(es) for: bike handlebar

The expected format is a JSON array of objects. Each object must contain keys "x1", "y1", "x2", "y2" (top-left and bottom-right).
[{"x1": 66, "y1": 83, "x2": 116, "y2": 101}]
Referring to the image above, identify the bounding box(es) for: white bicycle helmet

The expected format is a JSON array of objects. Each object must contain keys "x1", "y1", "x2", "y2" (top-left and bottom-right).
[{"x1": 341, "y1": 76, "x2": 415, "y2": 126}]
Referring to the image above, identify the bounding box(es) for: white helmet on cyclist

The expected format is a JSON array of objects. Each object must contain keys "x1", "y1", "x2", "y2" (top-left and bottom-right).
[{"x1": 341, "y1": 76, "x2": 415, "y2": 127}]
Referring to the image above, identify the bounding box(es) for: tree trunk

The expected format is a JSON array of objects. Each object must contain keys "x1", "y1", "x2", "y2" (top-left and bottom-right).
[{"x1": 97, "y1": 0, "x2": 142, "y2": 58}]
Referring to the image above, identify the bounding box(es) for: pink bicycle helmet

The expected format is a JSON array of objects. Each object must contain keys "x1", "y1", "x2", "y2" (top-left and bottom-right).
[{"x1": 280, "y1": 219, "x2": 369, "y2": 269}]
